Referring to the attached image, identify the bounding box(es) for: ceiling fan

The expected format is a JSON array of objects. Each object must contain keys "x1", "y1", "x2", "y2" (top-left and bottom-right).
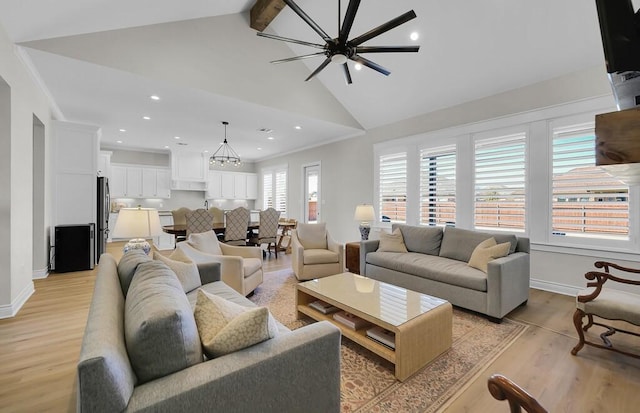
[{"x1": 257, "y1": 0, "x2": 420, "y2": 84}]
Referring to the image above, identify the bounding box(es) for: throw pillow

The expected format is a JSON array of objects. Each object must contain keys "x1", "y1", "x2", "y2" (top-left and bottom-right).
[
  {"x1": 467, "y1": 237, "x2": 511, "y2": 273},
  {"x1": 187, "y1": 230, "x2": 223, "y2": 255},
  {"x1": 116, "y1": 249, "x2": 152, "y2": 296},
  {"x1": 194, "y1": 289, "x2": 278, "y2": 358},
  {"x1": 296, "y1": 223, "x2": 327, "y2": 249},
  {"x1": 377, "y1": 228, "x2": 408, "y2": 253},
  {"x1": 124, "y1": 260, "x2": 203, "y2": 384},
  {"x1": 392, "y1": 224, "x2": 443, "y2": 255},
  {"x1": 153, "y1": 251, "x2": 202, "y2": 293}
]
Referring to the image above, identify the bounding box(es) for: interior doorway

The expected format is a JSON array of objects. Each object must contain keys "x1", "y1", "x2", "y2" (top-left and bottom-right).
[
  {"x1": 32, "y1": 115, "x2": 46, "y2": 276},
  {"x1": 303, "y1": 163, "x2": 321, "y2": 224}
]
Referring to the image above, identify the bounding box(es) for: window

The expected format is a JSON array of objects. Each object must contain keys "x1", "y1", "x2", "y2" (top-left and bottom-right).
[
  {"x1": 262, "y1": 166, "x2": 287, "y2": 216},
  {"x1": 379, "y1": 152, "x2": 407, "y2": 223},
  {"x1": 419, "y1": 145, "x2": 456, "y2": 226},
  {"x1": 474, "y1": 133, "x2": 526, "y2": 231},
  {"x1": 552, "y1": 124, "x2": 628, "y2": 239}
]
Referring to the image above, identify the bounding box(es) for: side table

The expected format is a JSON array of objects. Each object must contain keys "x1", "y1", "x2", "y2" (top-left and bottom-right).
[{"x1": 345, "y1": 242, "x2": 361, "y2": 274}]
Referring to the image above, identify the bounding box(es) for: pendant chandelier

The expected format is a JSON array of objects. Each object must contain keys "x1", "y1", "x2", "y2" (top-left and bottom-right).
[{"x1": 209, "y1": 121, "x2": 241, "y2": 167}]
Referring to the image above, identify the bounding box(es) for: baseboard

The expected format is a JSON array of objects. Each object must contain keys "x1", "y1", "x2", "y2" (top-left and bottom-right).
[
  {"x1": 32, "y1": 267, "x2": 49, "y2": 280},
  {"x1": 530, "y1": 278, "x2": 579, "y2": 297},
  {"x1": 0, "y1": 281, "x2": 35, "y2": 319}
]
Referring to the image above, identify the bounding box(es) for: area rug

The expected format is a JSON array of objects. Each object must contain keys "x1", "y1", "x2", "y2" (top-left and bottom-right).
[{"x1": 249, "y1": 269, "x2": 528, "y2": 413}]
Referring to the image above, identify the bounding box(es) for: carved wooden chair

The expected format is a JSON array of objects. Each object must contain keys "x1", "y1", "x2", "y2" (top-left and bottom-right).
[
  {"x1": 571, "y1": 261, "x2": 640, "y2": 359},
  {"x1": 487, "y1": 374, "x2": 547, "y2": 413}
]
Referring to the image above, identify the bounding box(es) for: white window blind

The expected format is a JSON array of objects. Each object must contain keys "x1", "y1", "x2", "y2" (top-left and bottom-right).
[
  {"x1": 474, "y1": 133, "x2": 526, "y2": 231},
  {"x1": 379, "y1": 152, "x2": 407, "y2": 223},
  {"x1": 275, "y1": 170, "x2": 287, "y2": 217},
  {"x1": 419, "y1": 145, "x2": 456, "y2": 226},
  {"x1": 262, "y1": 172, "x2": 273, "y2": 210},
  {"x1": 552, "y1": 125, "x2": 629, "y2": 239}
]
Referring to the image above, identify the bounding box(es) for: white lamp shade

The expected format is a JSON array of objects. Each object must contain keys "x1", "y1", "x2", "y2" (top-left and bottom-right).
[
  {"x1": 354, "y1": 204, "x2": 375, "y2": 222},
  {"x1": 112, "y1": 208, "x2": 163, "y2": 239}
]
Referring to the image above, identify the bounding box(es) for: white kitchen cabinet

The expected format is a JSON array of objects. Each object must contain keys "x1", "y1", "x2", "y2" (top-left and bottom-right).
[
  {"x1": 98, "y1": 151, "x2": 112, "y2": 179},
  {"x1": 206, "y1": 172, "x2": 258, "y2": 200},
  {"x1": 234, "y1": 174, "x2": 247, "y2": 198},
  {"x1": 126, "y1": 167, "x2": 143, "y2": 198},
  {"x1": 206, "y1": 171, "x2": 222, "y2": 199},
  {"x1": 142, "y1": 168, "x2": 156, "y2": 197},
  {"x1": 110, "y1": 166, "x2": 127, "y2": 197},
  {"x1": 172, "y1": 150, "x2": 208, "y2": 182},
  {"x1": 246, "y1": 174, "x2": 258, "y2": 199},
  {"x1": 221, "y1": 173, "x2": 235, "y2": 198},
  {"x1": 156, "y1": 169, "x2": 171, "y2": 198}
]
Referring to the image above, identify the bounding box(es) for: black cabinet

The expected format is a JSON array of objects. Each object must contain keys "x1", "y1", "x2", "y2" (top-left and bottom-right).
[{"x1": 54, "y1": 224, "x2": 95, "y2": 272}]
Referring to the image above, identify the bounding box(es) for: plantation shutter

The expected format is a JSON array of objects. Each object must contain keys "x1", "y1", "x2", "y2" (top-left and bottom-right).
[
  {"x1": 263, "y1": 172, "x2": 273, "y2": 210},
  {"x1": 419, "y1": 145, "x2": 456, "y2": 226},
  {"x1": 275, "y1": 169, "x2": 287, "y2": 217},
  {"x1": 474, "y1": 133, "x2": 526, "y2": 231},
  {"x1": 379, "y1": 152, "x2": 407, "y2": 223},
  {"x1": 552, "y1": 125, "x2": 629, "y2": 238}
]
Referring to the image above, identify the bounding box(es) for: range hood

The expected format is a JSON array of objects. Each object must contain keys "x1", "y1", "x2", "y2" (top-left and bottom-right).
[{"x1": 595, "y1": 106, "x2": 640, "y2": 185}]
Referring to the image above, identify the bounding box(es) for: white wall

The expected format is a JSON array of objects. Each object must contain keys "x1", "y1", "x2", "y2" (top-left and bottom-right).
[
  {"x1": 0, "y1": 22, "x2": 53, "y2": 318},
  {"x1": 255, "y1": 65, "x2": 639, "y2": 295}
]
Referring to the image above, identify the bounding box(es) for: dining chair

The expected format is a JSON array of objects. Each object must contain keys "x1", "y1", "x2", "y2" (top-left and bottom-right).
[
  {"x1": 171, "y1": 207, "x2": 191, "y2": 243},
  {"x1": 249, "y1": 208, "x2": 281, "y2": 258},
  {"x1": 224, "y1": 207, "x2": 250, "y2": 246},
  {"x1": 208, "y1": 207, "x2": 225, "y2": 224},
  {"x1": 185, "y1": 208, "x2": 213, "y2": 238}
]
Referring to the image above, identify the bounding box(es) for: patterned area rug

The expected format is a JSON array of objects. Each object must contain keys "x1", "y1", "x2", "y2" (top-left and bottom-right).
[{"x1": 250, "y1": 269, "x2": 528, "y2": 413}]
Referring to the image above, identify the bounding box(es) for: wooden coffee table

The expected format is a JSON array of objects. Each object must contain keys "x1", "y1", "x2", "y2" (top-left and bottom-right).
[{"x1": 296, "y1": 272, "x2": 452, "y2": 381}]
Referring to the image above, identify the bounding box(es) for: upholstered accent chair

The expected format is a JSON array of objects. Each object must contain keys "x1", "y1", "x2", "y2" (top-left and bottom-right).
[
  {"x1": 176, "y1": 230, "x2": 263, "y2": 296},
  {"x1": 291, "y1": 222, "x2": 343, "y2": 281},
  {"x1": 571, "y1": 261, "x2": 640, "y2": 359},
  {"x1": 171, "y1": 207, "x2": 191, "y2": 243},
  {"x1": 185, "y1": 208, "x2": 213, "y2": 238},
  {"x1": 249, "y1": 208, "x2": 281, "y2": 257},
  {"x1": 224, "y1": 207, "x2": 250, "y2": 246}
]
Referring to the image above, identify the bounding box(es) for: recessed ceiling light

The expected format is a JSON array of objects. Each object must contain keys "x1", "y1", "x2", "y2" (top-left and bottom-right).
[
  {"x1": 354, "y1": 63, "x2": 362, "y2": 71},
  {"x1": 164, "y1": 145, "x2": 170, "y2": 149},
  {"x1": 174, "y1": 136, "x2": 181, "y2": 140},
  {"x1": 150, "y1": 95, "x2": 160, "y2": 100},
  {"x1": 295, "y1": 126, "x2": 302, "y2": 130},
  {"x1": 410, "y1": 32, "x2": 419, "y2": 41},
  {"x1": 119, "y1": 128, "x2": 126, "y2": 132},
  {"x1": 203, "y1": 150, "x2": 209, "y2": 153},
  {"x1": 143, "y1": 116, "x2": 151, "y2": 120},
  {"x1": 257, "y1": 147, "x2": 262, "y2": 151},
  {"x1": 267, "y1": 136, "x2": 274, "y2": 140},
  {"x1": 116, "y1": 140, "x2": 123, "y2": 144}
]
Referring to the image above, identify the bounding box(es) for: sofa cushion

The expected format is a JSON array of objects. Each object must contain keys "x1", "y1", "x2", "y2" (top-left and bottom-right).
[
  {"x1": 117, "y1": 249, "x2": 152, "y2": 296},
  {"x1": 439, "y1": 227, "x2": 495, "y2": 262},
  {"x1": 377, "y1": 228, "x2": 408, "y2": 253},
  {"x1": 467, "y1": 238, "x2": 511, "y2": 273},
  {"x1": 153, "y1": 251, "x2": 202, "y2": 293},
  {"x1": 187, "y1": 230, "x2": 222, "y2": 255},
  {"x1": 194, "y1": 289, "x2": 278, "y2": 358},
  {"x1": 244, "y1": 257, "x2": 263, "y2": 277},
  {"x1": 392, "y1": 224, "x2": 443, "y2": 255},
  {"x1": 296, "y1": 223, "x2": 327, "y2": 249},
  {"x1": 366, "y1": 251, "x2": 488, "y2": 291},
  {"x1": 124, "y1": 260, "x2": 203, "y2": 384},
  {"x1": 303, "y1": 249, "x2": 340, "y2": 265}
]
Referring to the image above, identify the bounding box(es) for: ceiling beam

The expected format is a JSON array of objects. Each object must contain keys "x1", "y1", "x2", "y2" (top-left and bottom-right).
[{"x1": 250, "y1": 0, "x2": 286, "y2": 32}]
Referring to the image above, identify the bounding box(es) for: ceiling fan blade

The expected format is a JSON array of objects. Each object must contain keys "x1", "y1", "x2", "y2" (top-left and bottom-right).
[
  {"x1": 342, "y1": 63, "x2": 353, "y2": 84},
  {"x1": 283, "y1": 0, "x2": 332, "y2": 43},
  {"x1": 356, "y1": 45, "x2": 420, "y2": 53},
  {"x1": 305, "y1": 57, "x2": 332, "y2": 81},
  {"x1": 339, "y1": 0, "x2": 361, "y2": 43},
  {"x1": 350, "y1": 54, "x2": 390, "y2": 76},
  {"x1": 270, "y1": 52, "x2": 326, "y2": 64},
  {"x1": 257, "y1": 32, "x2": 326, "y2": 49},
  {"x1": 350, "y1": 10, "x2": 417, "y2": 46}
]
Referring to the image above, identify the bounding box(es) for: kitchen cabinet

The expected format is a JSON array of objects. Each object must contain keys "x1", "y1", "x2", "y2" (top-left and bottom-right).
[
  {"x1": 246, "y1": 174, "x2": 258, "y2": 199},
  {"x1": 206, "y1": 171, "x2": 258, "y2": 200},
  {"x1": 172, "y1": 150, "x2": 208, "y2": 182},
  {"x1": 126, "y1": 167, "x2": 143, "y2": 198},
  {"x1": 221, "y1": 173, "x2": 235, "y2": 198},
  {"x1": 97, "y1": 151, "x2": 112, "y2": 179},
  {"x1": 156, "y1": 169, "x2": 171, "y2": 198},
  {"x1": 234, "y1": 174, "x2": 247, "y2": 199},
  {"x1": 141, "y1": 167, "x2": 171, "y2": 198},
  {"x1": 110, "y1": 166, "x2": 127, "y2": 198},
  {"x1": 206, "y1": 171, "x2": 222, "y2": 199},
  {"x1": 111, "y1": 164, "x2": 171, "y2": 199}
]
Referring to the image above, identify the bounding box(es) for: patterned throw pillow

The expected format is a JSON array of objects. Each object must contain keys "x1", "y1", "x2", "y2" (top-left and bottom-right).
[
  {"x1": 194, "y1": 290, "x2": 278, "y2": 358},
  {"x1": 377, "y1": 228, "x2": 408, "y2": 253},
  {"x1": 153, "y1": 251, "x2": 202, "y2": 293},
  {"x1": 467, "y1": 237, "x2": 511, "y2": 273}
]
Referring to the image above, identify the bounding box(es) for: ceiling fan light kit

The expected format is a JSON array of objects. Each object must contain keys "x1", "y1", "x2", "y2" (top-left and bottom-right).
[
  {"x1": 257, "y1": 0, "x2": 420, "y2": 84},
  {"x1": 209, "y1": 121, "x2": 241, "y2": 167}
]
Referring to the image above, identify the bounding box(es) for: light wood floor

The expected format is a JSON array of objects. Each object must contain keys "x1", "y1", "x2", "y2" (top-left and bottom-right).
[{"x1": 1, "y1": 244, "x2": 639, "y2": 412}]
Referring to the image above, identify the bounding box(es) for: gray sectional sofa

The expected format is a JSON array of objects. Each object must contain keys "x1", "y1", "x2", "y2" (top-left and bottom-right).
[
  {"x1": 360, "y1": 225, "x2": 530, "y2": 321},
  {"x1": 77, "y1": 252, "x2": 341, "y2": 413}
]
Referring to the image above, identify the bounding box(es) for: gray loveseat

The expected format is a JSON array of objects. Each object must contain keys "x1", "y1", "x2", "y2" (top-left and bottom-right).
[
  {"x1": 360, "y1": 225, "x2": 530, "y2": 321},
  {"x1": 77, "y1": 252, "x2": 341, "y2": 412}
]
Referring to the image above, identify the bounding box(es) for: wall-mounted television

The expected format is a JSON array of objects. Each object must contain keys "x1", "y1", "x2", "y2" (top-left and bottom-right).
[{"x1": 596, "y1": 0, "x2": 640, "y2": 73}]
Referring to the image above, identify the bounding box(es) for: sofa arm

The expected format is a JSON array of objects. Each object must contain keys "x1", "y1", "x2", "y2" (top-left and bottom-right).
[
  {"x1": 360, "y1": 240, "x2": 380, "y2": 276},
  {"x1": 486, "y1": 252, "x2": 530, "y2": 319},
  {"x1": 196, "y1": 261, "x2": 221, "y2": 285},
  {"x1": 125, "y1": 322, "x2": 342, "y2": 413},
  {"x1": 219, "y1": 243, "x2": 261, "y2": 259},
  {"x1": 291, "y1": 230, "x2": 305, "y2": 276},
  {"x1": 327, "y1": 235, "x2": 344, "y2": 267}
]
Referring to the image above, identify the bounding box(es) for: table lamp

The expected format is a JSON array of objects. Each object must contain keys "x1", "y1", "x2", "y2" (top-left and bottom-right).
[
  {"x1": 354, "y1": 204, "x2": 375, "y2": 241},
  {"x1": 111, "y1": 207, "x2": 163, "y2": 254}
]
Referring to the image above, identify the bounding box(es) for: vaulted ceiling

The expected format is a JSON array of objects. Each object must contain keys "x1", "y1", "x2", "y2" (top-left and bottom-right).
[{"x1": 0, "y1": 0, "x2": 607, "y2": 161}]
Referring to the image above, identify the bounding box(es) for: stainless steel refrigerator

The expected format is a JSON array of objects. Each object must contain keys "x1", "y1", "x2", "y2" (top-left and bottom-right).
[{"x1": 97, "y1": 176, "x2": 110, "y2": 261}]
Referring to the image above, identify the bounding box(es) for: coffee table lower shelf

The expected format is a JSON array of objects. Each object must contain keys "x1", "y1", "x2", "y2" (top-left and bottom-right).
[{"x1": 296, "y1": 288, "x2": 452, "y2": 382}]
